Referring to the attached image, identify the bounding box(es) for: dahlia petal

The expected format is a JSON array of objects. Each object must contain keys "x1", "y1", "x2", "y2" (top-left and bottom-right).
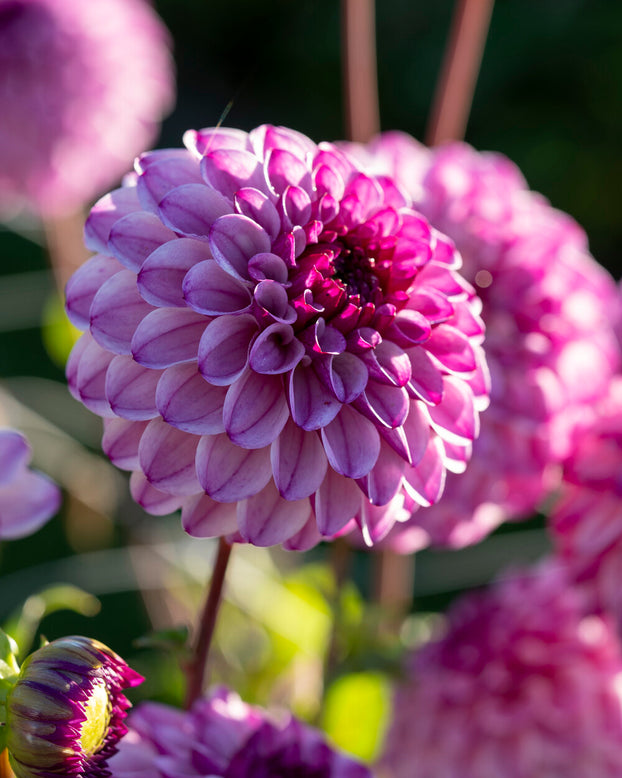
[
  {"x1": 362, "y1": 339, "x2": 412, "y2": 387},
  {"x1": 252, "y1": 124, "x2": 317, "y2": 160},
  {"x1": 209, "y1": 214, "x2": 271, "y2": 281},
  {"x1": 183, "y1": 260, "x2": 252, "y2": 315},
  {"x1": 365, "y1": 441, "x2": 407, "y2": 506},
  {"x1": 428, "y1": 376, "x2": 477, "y2": 445},
  {"x1": 289, "y1": 362, "x2": 342, "y2": 430},
  {"x1": 195, "y1": 434, "x2": 272, "y2": 502},
  {"x1": 282, "y1": 514, "x2": 323, "y2": 551},
  {"x1": 198, "y1": 314, "x2": 258, "y2": 385},
  {"x1": 281, "y1": 185, "x2": 312, "y2": 228},
  {"x1": 223, "y1": 370, "x2": 289, "y2": 449},
  {"x1": 129, "y1": 471, "x2": 184, "y2": 516},
  {"x1": 356, "y1": 381, "x2": 409, "y2": 428},
  {"x1": 343, "y1": 174, "x2": 383, "y2": 221},
  {"x1": 156, "y1": 363, "x2": 227, "y2": 434},
  {"x1": 132, "y1": 308, "x2": 208, "y2": 369},
  {"x1": 247, "y1": 252, "x2": 289, "y2": 284},
  {"x1": 65, "y1": 254, "x2": 123, "y2": 329},
  {"x1": 74, "y1": 336, "x2": 116, "y2": 417},
  {"x1": 320, "y1": 352, "x2": 368, "y2": 403},
  {"x1": 249, "y1": 323, "x2": 305, "y2": 374},
  {"x1": 321, "y1": 405, "x2": 381, "y2": 479},
  {"x1": 234, "y1": 189, "x2": 281, "y2": 242},
  {"x1": 108, "y1": 212, "x2": 176, "y2": 272},
  {"x1": 402, "y1": 401, "x2": 431, "y2": 465},
  {"x1": 254, "y1": 280, "x2": 297, "y2": 324},
  {"x1": 271, "y1": 419, "x2": 328, "y2": 500},
  {"x1": 237, "y1": 480, "x2": 309, "y2": 546},
  {"x1": 137, "y1": 155, "x2": 203, "y2": 213},
  {"x1": 0, "y1": 431, "x2": 29, "y2": 486},
  {"x1": 137, "y1": 238, "x2": 210, "y2": 308},
  {"x1": 158, "y1": 183, "x2": 232, "y2": 238},
  {"x1": 105, "y1": 355, "x2": 161, "y2": 420},
  {"x1": 135, "y1": 148, "x2": 194, "y2": 175},
  {"x1": 0, "y1": 469, "x2": 61, "y2": 540},
  {"x1": 406, "y1": 346, "x2": 444, "y2": 405},
  {"x1": 66, "y1": 332, "x2": 90, "y2": 402},
  {"x1": 90, "y1": 269, "x2": 155, "y2": 355},
  {"x1": 184, "y1": 127, "x2": 251, "y2": 157},
  {"x1": 426, "y1": 324, "x2": 477, "y2": 374},
  {"x1": 313, "y1": 164, "x2": 345, "y2": 201},
  {"x1": 387, "y1": 309, "x2": 432, "y2": 347},
  {"x1": 265, "y1": 148, "x2": 312, "y2": 196},
  {"x1": 402, "y1": 436, "x2": 446, "y2": 507},
  {"x1": 181, "y1": 493, "x2": 238, "y2": 537},
  {"x1": 84, "y1": 186, "x2": 142, "y2": 253},
  {"x1": 314, "y1": 468, "x2": 362, "y2": 536},
  {"x1": 201, "y1": 149, "x2": 266, "y2": 200},
  {"x1": 138, "y1": 419, "x2": 201, "y2": 496},
  {"x1": 102, "y1": 418, "x2": 149, "y2": 471}
]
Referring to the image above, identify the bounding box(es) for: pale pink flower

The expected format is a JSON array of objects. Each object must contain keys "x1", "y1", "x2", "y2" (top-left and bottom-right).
[
  {"x1": 109, "y1": 687, "x2": 372, "y2": 777},
  {"x1": 0, "y1": 428, "x2": 60, "y2": 538},
  {"x1": 0, "y1": 0, "x2": 174, "y2": 217},
  {"x1": 65, "y1": 125, "x2": 488, "y2": 549},
  {"x1": 379, "y1": 566, "x2": 622, "y2": 778},
  {"x1": 350, "y1": 133, "x2": 620, "y2": 550}
]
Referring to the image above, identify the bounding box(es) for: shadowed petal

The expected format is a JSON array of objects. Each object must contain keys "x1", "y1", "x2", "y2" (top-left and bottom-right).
[
  {"x1": 84, "y1": 186, "x2": 142, "y2": 253},
  {"x1": 156, "y1": 363, "x2": 227, "y2": 434},
  {"x1": 183, "y1": 260, "x2": 252, "y2": 315},
  {"x1": 266, "y1": 148, "x2": 312, "y2": 195},
  {"x1": 198, "y1": 314, "x2": 258, "y2": 385},
  {"x1": 365, "y1": 441, "x2": 407, "y2": 506},
  {"x1": 282, "y1": 513, "x2": 323, "y2": 551},
  {"x1": 196, "y1": 434, "x2": 272, "y2": 502},
  {"x1": 132, "y1": 308, "x2": 208, "y2": 368},
  {"x1": 223, "y1": 370, "x2": 289, "y2": 449},
  {"x1": 355, "y1": 381, "x2": 409, "y2": 429},
  {"x1": 271, "y1": 419, "x2": 328, "y2": 500},
  {"x1": 234, "y1": 188, "x2": 281, "y2": 241},
  {"x1": 108, "y1": 212, "x2": 176, "y2": 272},
  {"x1": 138, "y1": 239, "x2": 212, "y2": 308},
  {"x1": 158, "y1": 184, "x2": 232, "y2": 238},
  {"x1": 209, "y1": 214, "x2": 271, "y2": 281},
  {"x1": 74, "y1": 336, "x2": 116, "y2": 417},
  {"x1": 90, "y1": 270, "x2": 155, "y2": 355},
  {"x1": 289, "y1": 362, "x2": 342, "y2": 431},
  {"x1": 428, "y1": 376, "x2": 477, "y2": 445},
  {"x1": 139, "y1": 419, "x2": 201, "y2": 496},
  {"x1": 249, "y1": 323, "x2": 305, "y2": 375},
  {"x1": 130, "y1": 471, "x2": 184, "y2": 516},
  {"x1": 406, "y1": 346, "x2": 444, "y2": 405},
  {"x1": 182, "y1": 493, "x2": 238, "y2": 537},
  {"x1": 105, "y1": 355, "x2": 161, "y2": 420},
  {"x1": 237, "y1": 480, "x2": 310, "y2": 546},
  {"x1": 402, "y1": 436, "x2": 446, "y2": 507},
  {"x1": 102, "y1": 418, "x2": 149, "y2": 470},
  {"x1": 65, "y1": 254, "x2": 123, "y2": 329},
  {"x1": 314, "y1": 468, "x2": 362, "y2": 536},
  {"x1": 321, "y1": 405, "x2": 381, "y2": 479},
  {"x1": 137, "y1": 155, "x2": 203, "y2": 213}
]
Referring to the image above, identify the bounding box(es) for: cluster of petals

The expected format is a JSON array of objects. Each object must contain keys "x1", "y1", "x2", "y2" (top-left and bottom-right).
[
  {"x1": 109, "y1": 686, "x2": 372, "y2": 777},
  {"x1": 550, "y1": 376, "x2": 622, "y2": 625},
  {"x1": 0, "y1": 428, "x2": 60, "y2": 539},
  {"x1": 347, "y1": 133, "x2": 621, "y2": 549},
  {"x1": 379, "y1": 565, "x2": 622, "y2": 778},
  {"x1": 65, "y1": 124, "x2": 488, "y2": 549},
  {"x1": 0, "y1": 0, "x2": 174, "y2": 217}
]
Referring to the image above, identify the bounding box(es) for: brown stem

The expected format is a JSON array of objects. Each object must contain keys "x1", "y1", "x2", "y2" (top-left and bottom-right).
[
  {"x1": 184, "y1": 538, "x2": 232, "y2": 709},
  {"x1": 43, "y1": 211, "x2": 89, "y2": 292},
  {"x1": 374, "y1": 551, "x2": 416, "y2": 636},
  {"x1": 341, "y1": 0, "x2": 380, "y2": 142},
  {"x1": 425, "y1": 0, "x2": 495, "y2": 145},
  {"x1": 324, "y1": 538, "x2": 352, "y2": 682}
]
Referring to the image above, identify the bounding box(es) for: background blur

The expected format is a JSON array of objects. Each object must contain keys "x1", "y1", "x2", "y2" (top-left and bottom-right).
[{"x1": 0, "y1": 0, "x2": 620, "y2": 756}]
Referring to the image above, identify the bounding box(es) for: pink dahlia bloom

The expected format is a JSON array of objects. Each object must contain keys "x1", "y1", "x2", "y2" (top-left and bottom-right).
[
  {"x1": 0, "y1": 0, "x2": 174, "y2": 217},
  {"x1": 109, "y1": 686, "x2": 372, "y2": 777},
  {"x1": 0, "y1": 428, "x2": 60, "y2": 538},
  {"x1": 65, "y1": 124, "x2": 488, "y2": 549},
  {"x1": 550, "y1": 377, "x2": 622, "y2": 623},
  {"x1": 379, "y1": 566, "x2": 622, "y2": 778},
  {"x1": 349, "y1": 133, "x2": 620, "y2": 550}
]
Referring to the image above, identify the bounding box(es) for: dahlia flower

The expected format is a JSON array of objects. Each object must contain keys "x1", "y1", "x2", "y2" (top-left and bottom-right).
[
  {"x1": 109, "y1": 686, "x2": 372, "y2": 778},
  {"x1": 379, "y1": 566, "x2": 622, "y2": 778},
  {"x1": 6, "y1": 635, "x2": 143, "y2": 778},
  {"x1": 0, "y1": 428, "x2": 60, "y2": 538},
  {"x1": 550, "y1": 376, "x2": 622, "y2": 623},
  {"x1": 65, "y1": 124, "x2": 488, "y2": 549},
  {"x1": 348, "y1": 133, "x2": 620, "y2": 550},
  {"x1": 0, "y1": 0, "x2": 174, "y2": 217}
]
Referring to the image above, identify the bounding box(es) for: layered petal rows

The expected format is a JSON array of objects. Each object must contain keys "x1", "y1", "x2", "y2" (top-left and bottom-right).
[{"x1": 66, "y1": 125, "x2": 488, "y2": 549}]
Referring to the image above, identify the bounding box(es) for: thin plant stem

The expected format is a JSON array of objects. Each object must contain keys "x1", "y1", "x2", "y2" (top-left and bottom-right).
[
  {"x1": 184, "y1": 538, "x2": 232, "y2": 709},
  {"x1": 425, "y1": 0, "x2": 495, "y2": 145},
  {"x1": 341, "y1": 0, "x2": 380, "y2": 142},
  {"x1": 324, "y1": 538, "x2": 352, "y2": 683},
  {"x1": 42, "y1": 211, "x2": 89, "y2": 292},
  {"x1": 374, "y1": 551, "x2": 416, "y2": 636}
]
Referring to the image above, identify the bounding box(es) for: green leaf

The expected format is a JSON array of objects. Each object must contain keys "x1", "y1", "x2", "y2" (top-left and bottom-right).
[
  {"x1": 41, "y1": 292, "x2": 81, "y2": 367},
  {"x1": 321, "y1": 671, "x2": 391, "y2": 763}
]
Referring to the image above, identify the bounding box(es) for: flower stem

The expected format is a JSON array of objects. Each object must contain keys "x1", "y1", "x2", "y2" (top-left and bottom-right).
[
  {"x1": 184, "y1": 538, "x2": 232, "y2": 709},
  {"x1": 43, "y1": 212, "x2": 88, "y2": 292},
  {"x1": 425, "y1": 0, "x2": 495, "y2": 145},
  {"x1": 341, "y1": 0, "x2": 380, "y2": 142}
]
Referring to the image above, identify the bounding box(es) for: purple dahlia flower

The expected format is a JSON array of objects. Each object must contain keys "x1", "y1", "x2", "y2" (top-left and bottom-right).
[
  {"x1": 65, "y1": 124, "x2": 488, "y2": 549},
  {"x1": 109, "y1": 686, "x2": 372, "y2": 778},
  {"x1": 550, "y1": 376, "x2": 622, "y2": 624},
  {"x1": 379, "y1": 566, "x2": 622, "y2": 778},
  {"x1": 348, "y1": 133, "x2": 620, "y2": 550},
  {"x1": 6, "y1": 635, "x2": 143, "y2": 778},
  {"x1": 0, "y1": 428, "x2": 60, "y2": 538},
  {"x1": 0, "y1": 0, "x2": 174, "y2": 217}
]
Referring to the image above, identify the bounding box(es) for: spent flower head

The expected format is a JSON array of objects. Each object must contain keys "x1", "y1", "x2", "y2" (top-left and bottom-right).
[{"x1": 66, "y1": 124, "x2": 488, "y2": 549}]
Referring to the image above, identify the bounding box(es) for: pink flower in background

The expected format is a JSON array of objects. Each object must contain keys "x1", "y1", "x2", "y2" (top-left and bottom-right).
[
  {"x1": 379, "y1": 566, "x2": 622, "y2": 778},
  {"x1": 65, "y1": 124, "x2": 488, "y2": 549},
  {"x1": 109, "y1": 687, "x2": 372, "y2": 777},
  {"x1": 0, "y1": 428, "x2": 60, "y2": 538},
  {"x1": 350, "y1": 133, "x2": 620, "y2": 550},
  {"x1": 0, "y1": 0, "x2": 174, "y2": 217},
  {"x1": 550, "y1": 377, "x2": 622, "y2": 624}
]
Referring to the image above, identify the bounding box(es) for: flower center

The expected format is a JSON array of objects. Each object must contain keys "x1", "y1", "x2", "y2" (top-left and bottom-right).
[
  {"x1": 79, "y1": 681, "x2": 111, "y2": 757},
  {"x1": 331, "y1": 241, "x2": 381, "y2": 304}
]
